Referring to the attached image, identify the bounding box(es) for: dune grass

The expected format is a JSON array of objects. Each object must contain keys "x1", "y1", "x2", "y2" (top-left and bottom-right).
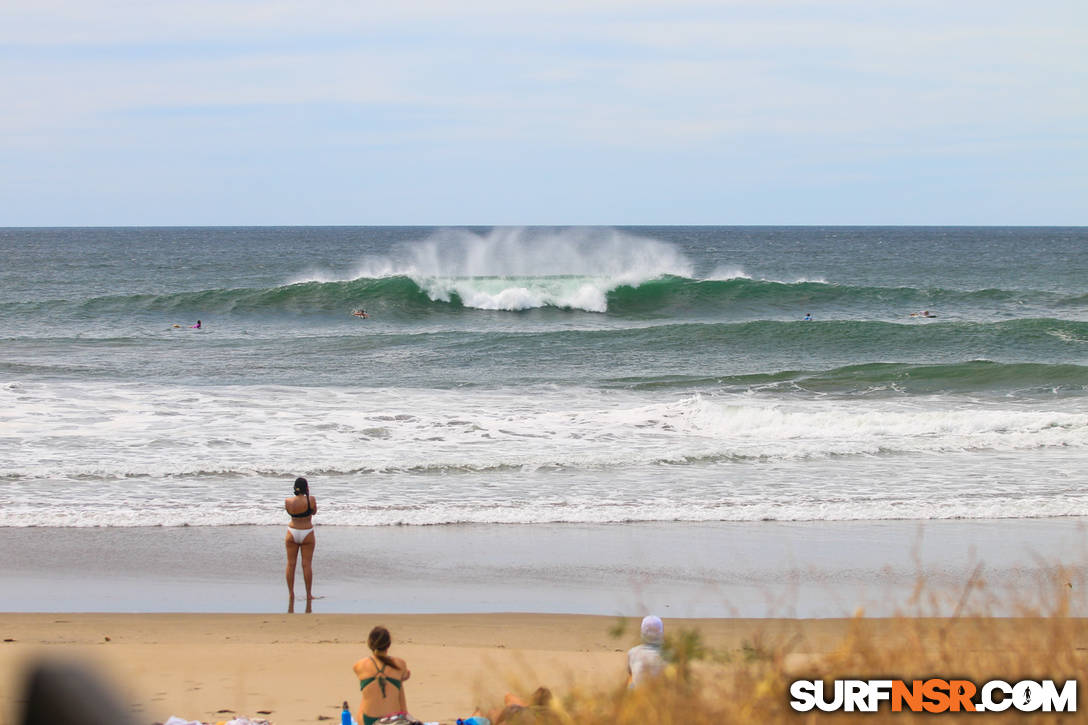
[{"x1": 494, "y1": 569, "x2": 1087, "y2": 723}]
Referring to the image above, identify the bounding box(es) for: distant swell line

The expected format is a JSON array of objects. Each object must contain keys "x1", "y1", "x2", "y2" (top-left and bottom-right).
[
  {"x1": 604, "y1": 359, "x2": 1088, "y2": 395},
  {"x1": 4, "y1": 322, "x2": 1088, "y2": 393},
  {"x1": 1, "y1": 275, "x2": 1078, "y2": 317}
]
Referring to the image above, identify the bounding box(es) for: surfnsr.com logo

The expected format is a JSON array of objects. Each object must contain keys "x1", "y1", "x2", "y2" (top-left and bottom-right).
[{"x1": 789, "y1": 679, "x2": 1077, "y2": 713}]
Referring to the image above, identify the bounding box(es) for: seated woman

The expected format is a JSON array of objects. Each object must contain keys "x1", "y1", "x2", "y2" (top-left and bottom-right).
[{"x1": 353, "y1": 626, "x2": 411, "y2": 725}]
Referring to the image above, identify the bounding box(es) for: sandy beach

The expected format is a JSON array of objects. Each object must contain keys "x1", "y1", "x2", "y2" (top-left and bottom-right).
[
  {"x1": 2, "y1": 515, "x2": 1088, "y2": 718},
  {"x1": 2, "y1": 519, "x2": 1087, "y2": 723},
  {"x1": 4, "y1": 612, "x2": 1086, "y2": 724},
  {"x1": 3, "y1": 518, "x2": 1087, "y2": 722}
]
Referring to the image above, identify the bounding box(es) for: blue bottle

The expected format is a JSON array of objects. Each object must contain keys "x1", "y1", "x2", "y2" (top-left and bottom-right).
[{"x1": 341, "y1": 700, "x2": 352, "y2": 725}]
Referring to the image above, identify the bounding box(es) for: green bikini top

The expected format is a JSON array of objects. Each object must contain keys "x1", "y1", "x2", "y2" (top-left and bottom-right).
[{"x1": 359, "y1": 656, "x2": 402, "y2": 697}]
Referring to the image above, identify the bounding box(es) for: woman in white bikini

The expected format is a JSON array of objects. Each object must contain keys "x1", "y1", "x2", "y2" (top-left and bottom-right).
[{"x1": 285, "y1": 476, "x2": 317, "y2": 613}]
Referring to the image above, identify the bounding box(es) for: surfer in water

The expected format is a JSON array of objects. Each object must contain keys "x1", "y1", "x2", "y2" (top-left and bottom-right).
[
  {"x1": 352, "y1": 309, "x2": 369, "y2": 318},
  {"x1": 191, "y1": 320, "x2": 202, "y2": 328},
  {"x1": 910, "y1": 310, "x2": 936, "y2": 318},
  {"x1": 803, "y1": 312, "x2": 812, "y2": 321}
]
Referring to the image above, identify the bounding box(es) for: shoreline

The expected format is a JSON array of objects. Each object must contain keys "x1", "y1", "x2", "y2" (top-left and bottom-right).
[{"x1": 2, "y1": 518, "x2": 1086, "y2": 617}]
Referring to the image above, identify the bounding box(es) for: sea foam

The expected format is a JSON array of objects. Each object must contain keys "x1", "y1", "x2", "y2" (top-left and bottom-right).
[
  {"x1": 328, "y1": 227, "x2": 695, "y2": 312},
  {"x1": 3, "y1": 380, "x2": 1087, "y2": 526}
]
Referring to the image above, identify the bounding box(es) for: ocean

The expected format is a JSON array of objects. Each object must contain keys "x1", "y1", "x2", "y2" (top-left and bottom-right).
[{"x1": 2, "y1": 226, "x2": 1087, "y2": 529}]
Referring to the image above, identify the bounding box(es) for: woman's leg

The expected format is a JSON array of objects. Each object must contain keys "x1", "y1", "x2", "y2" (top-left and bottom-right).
[
  {"x1": 285, "y1": 533, "x2": 300, "y2": 613},
  {"x1": 300, "y1": 532, "x2": 316, "y2": 613}
]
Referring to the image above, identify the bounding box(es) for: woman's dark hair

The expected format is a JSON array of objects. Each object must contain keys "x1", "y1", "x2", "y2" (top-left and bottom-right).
[
  {"x1": 293, "y1": 477, "x2": 309, "y2": 496},
  {"x1": 368, "y1": 625, "x2": 397, "y2": 669}
]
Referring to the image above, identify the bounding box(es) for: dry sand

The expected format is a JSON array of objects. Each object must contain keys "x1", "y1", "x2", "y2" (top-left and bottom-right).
[{"x1": 3, "y1": 613, "x2": 1084, "y2": 725}]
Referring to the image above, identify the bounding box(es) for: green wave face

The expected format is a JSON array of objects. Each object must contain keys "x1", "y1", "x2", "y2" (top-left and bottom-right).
[
  {"x1": 604, "y1": 276, "x2": 1066, "y2": 317},
  {"x1": 5, "y1": 274, "x2": 1076, "y2": 320}
]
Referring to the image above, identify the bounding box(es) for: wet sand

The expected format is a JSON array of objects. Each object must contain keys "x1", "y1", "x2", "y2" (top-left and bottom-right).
[{"x1": 1, "y1": 519, "x2": 1086, "y2": 617}]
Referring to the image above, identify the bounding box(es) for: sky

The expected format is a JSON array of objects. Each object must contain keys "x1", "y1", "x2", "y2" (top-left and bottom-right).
[{"x1": 2, "y1": 0, "x2": 1086, "y2": 225}]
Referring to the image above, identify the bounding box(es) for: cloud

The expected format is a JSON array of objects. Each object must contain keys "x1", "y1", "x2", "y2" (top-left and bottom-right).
[{"x1": 2, "y1": 0, "x2": 1085, "y2": 223}]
